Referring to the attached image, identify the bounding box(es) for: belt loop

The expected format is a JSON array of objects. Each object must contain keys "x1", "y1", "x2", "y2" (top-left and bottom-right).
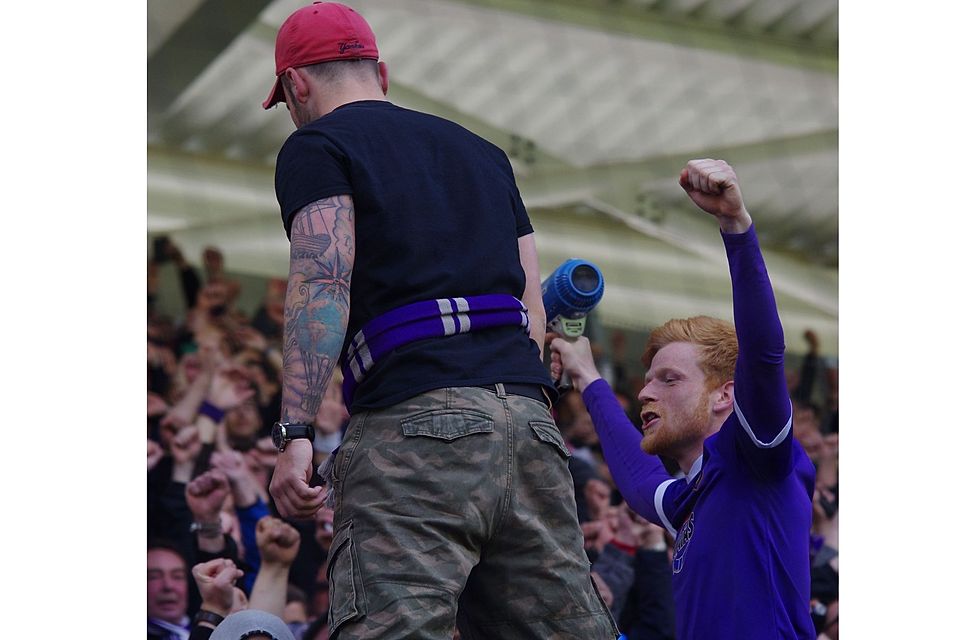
[
  {"x1": 494, "y1": 383, "x2": 507, "y2": 399},
  {"x1": 540, "y1": 386, "x2": 553, "y2": 412}
]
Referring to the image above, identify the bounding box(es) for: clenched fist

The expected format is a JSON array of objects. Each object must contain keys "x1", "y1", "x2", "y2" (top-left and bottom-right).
[
  {"x1": 679, "y1": 159, "x2": 752, "y2": 234},
  {"x1": 255, "y1": 516, "x2": 302, "y2": 567}
]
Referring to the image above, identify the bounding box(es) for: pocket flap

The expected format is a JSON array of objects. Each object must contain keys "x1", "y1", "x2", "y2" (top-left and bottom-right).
[
  {"x1": 400, "y1": 409, "x2": 494, "y2": 441},
  {"x1": 529, "y1": 420, "x2": 571, "y2": 458},
  {"x1": 328, "y1": 521, "x2": 365, "y2": 632}
]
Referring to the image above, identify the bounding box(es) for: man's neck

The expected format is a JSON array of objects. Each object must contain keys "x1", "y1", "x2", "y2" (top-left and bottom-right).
[
  {"x1": 318, "y1": 89, "x2": 386, "y2": 118},
  {"x1": 675, "y1": 413, "x2": 728, "y2": 476},
  {"x1": 676, "y1": 447, "x2": 704, "y2": 477}
]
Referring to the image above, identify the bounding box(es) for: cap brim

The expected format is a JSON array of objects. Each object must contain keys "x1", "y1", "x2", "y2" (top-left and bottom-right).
[
  {"x1": 262, "y1": 77, "x2": 285, "y2": 109},
  {"x1": 209, "y1": 610, "x2": 295, "y2": 640}
]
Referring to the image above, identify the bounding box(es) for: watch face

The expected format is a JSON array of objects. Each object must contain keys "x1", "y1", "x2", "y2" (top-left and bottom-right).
[{"x1": 272, "y1": 423, "x2": 286, "y2": 449}]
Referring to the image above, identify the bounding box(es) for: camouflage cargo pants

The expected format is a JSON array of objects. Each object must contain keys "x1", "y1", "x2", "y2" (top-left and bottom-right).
[{"x1": 327, "y1": 384, "x2": 619, "y2": 639}]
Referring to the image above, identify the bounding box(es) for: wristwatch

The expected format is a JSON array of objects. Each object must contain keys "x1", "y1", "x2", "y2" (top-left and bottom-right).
[
  {"x1": 193, "y1": 609, "x2": 225, "y2": 628},
  {"x1": 271, "y1": 421, "x2": 316, "y2": 452}
]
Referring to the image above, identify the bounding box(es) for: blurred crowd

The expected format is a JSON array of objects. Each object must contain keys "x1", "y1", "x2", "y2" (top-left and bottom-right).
[{"x1": 147, "y1": 238, "x2": 839, "y2": 640}]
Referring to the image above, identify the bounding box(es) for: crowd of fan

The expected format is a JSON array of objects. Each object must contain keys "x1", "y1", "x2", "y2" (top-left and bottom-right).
[{"x1": 147, "y1": 240, "x2": 840, "y2": 640}]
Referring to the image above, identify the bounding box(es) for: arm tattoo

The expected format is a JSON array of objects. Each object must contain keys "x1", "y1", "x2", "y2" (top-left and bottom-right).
[{"x1": 281, "y1": 195, "x2": 355, "y2": 422}]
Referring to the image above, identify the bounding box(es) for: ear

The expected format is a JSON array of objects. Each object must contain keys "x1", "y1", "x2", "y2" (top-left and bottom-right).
[
  {"x1": 711, "y1": 381, "x2": 735, "y2": 414},
  {"x1": 283, "y1": 67, "x2": 311, "y2": 104},
  {"x1": 377, "y1": 61, "x2": 389, "y2": 95}
]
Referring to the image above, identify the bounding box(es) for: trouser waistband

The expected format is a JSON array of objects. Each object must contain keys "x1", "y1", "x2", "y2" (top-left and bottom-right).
[{"x1": 479, "y1": 383, "x2": 549, "y2": 407}]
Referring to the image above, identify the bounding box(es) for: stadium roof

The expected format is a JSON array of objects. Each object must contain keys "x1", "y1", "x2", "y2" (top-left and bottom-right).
[{"x1": 148, "y1": 0, "x2": 838, "y2": 356}]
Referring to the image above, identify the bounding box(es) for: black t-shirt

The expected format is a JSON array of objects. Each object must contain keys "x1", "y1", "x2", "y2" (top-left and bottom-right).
[{"x1": 275, "y1": 100, "x2": 552, "y2": 411}]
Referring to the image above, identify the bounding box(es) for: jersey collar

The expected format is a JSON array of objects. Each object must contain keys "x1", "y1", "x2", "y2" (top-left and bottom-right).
[{"x1": 685, "y1": 454, "x2": 704, "y2": 483}]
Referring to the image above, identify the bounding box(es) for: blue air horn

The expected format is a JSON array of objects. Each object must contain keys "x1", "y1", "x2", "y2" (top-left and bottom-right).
[{"x1": 541, "y1": 258, "x2": 605, "y2": 391}]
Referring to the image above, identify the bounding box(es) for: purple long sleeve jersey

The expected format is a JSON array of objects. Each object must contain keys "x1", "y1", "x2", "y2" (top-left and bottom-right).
[{"x1": 582, "y1": 225, "x2": 817, "y2": 639}]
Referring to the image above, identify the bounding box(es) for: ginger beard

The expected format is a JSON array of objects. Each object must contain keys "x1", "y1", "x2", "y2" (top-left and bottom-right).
[{"x1": 641, "y1": 386, "x2": 712, "y2": 458}]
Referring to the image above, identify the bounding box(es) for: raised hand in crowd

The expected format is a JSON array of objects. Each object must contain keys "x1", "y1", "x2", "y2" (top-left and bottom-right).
[
  {"x1": 198, "y1": 361, "x2": 257, "y2": 445},
  {"x1": 207, "y1": 363, "x2": 256, "y2": 412},
  {"x1": 249, "y1": 517, "x2": 302, "y2": 616},
  {"x1": 256, "y1": 517, "x2": 301, "y2": 567},
  {"x1": 233, "y1": 325, "x2": 269, "y2": 353},
  {"x1": 147, "y1": 439, "x2": 165, "y2": 474},
  {"x1": 186, "y1": 469, "x2": 232, "y2": 554},
  {"x1": 211, "y1": 449, "x2": 268, "y2": 509},
  {"x1": 162, "y1": 354, "x2": 256, "y2": 458},
  {"x1": 192, "y1": 557, "x2": 245, "y2": 622},
  {"x1": 148, "y1": 338, "x2": 178, "y2": 378},
  {"x1": 582, "y1": 517, "x2": 615, "y2": 554},
  {"x1": 148, "y1": 392, "x2": 170, "y2": 418},
  {"x1": 612, "y1": 503, "x2": 667, "y2": 552},
  {"x1": 162, "y1": 331, "x2": 227, "y2": 430},
  {"x1": 168, "y1": 424, "x2": 203, "y2": 483},
  {"x1": 162, "y1": 370, "x2": 215, "y2": 432}
]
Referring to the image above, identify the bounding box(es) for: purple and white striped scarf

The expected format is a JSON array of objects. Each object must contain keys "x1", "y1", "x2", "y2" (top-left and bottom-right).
[{"x1": 340, "y1": 294, "x2": 530, "y2": 408}]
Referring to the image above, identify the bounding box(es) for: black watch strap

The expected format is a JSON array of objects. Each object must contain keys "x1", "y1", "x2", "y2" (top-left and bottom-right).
[
  {"x1": 285, "y1": 424, "x2": 314, "y2": 440},
  {"x1": 193, "y1": 609, "x2": 225, "y2": 627},
  {"x1": 273, "y1": 422, "x2": 316, "y2": 451}
]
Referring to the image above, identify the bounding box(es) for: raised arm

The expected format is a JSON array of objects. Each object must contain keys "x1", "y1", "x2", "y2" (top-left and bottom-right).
[
  {"x1": 548, "y1": 336, "x2": 676, "y2": 530},
  {"x1": 248, "y1": 516, "x2": 302, "y2": 616},
  {"x1": 680, "y1": 159, "x2": 792, "y2": 473},
  {"x1": 270, "y1": 195, "x2": 355, "y2": 519}
]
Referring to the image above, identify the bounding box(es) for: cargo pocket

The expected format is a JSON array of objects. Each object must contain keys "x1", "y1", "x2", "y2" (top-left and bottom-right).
[
  {"x1": 529, "y1": 420, "x2": 571, "y2": 459},
  {"x1": 400, "y1": 409, "x2": 494, "y2": 441},
  {"x1": 327, "y1": 521, "x2": 366, "y2": 634}
]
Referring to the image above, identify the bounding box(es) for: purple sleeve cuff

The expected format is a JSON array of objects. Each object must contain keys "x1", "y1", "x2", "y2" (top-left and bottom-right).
[{"x1": 719, "y1": 222, "x2": 756, "y2": 244}]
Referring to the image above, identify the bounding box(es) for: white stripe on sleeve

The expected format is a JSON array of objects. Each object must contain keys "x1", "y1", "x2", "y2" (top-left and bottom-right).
[
  {"x1": 734, "y1": 399, "x2": 793, "y2": 448},
  {"x1": 654, "y1": 479, "x2": 679, "y2": 538}
]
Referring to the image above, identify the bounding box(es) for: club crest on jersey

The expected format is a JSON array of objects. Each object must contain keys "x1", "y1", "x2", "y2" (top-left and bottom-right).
[{"x1": 673, "y1": 512, "x2": 695, "y2": 574}]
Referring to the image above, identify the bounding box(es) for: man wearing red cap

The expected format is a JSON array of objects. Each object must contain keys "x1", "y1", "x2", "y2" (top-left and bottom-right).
[{"x1": 263, "y1": 3, "x2": 619, "y2": 639}]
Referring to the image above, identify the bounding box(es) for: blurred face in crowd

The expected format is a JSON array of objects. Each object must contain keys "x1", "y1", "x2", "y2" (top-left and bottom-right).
[
  {"x1": 638, "y1": 342, "x2": 716, "y2": 461},
  {"x1": 203, "y1": 247, "x2": 224, "y2": 273},
  {"x1": 584, "y1": 478, "x2": 612, "y2": 522},
  {"x1": 178, "y1": 352, "x2": 203, "y2": 386},
  {"x1": 792, "y1": 402, "x2": 824, "y2": 462},
  {"x1": 314, "y1": 506, "x2": 335, "y2": 551},
  {"x1": 284, "y1": 599, "x2": 308, "y2": 624},
  {"x1": 226, "y1": 398, "x2": 262, "y2": 443},
  {"x1": 147, "y1": 548, "x2": 188, "y2": 623}
]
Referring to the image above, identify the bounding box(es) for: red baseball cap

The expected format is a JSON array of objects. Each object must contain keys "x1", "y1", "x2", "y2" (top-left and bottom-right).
[{"x1": 263, "y1": 2, "x2": 380, "y2": 109}]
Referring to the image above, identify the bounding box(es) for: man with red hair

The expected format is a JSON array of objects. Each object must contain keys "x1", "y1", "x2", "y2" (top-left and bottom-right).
[{"x1": 551, "y1": 159, "x2": 818, "y2": 639}]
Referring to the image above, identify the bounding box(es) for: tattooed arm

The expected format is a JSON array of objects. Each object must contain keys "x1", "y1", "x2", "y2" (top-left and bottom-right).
[{"x1": 270, "y1": 195, "x2": 355, "y2": 520}]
